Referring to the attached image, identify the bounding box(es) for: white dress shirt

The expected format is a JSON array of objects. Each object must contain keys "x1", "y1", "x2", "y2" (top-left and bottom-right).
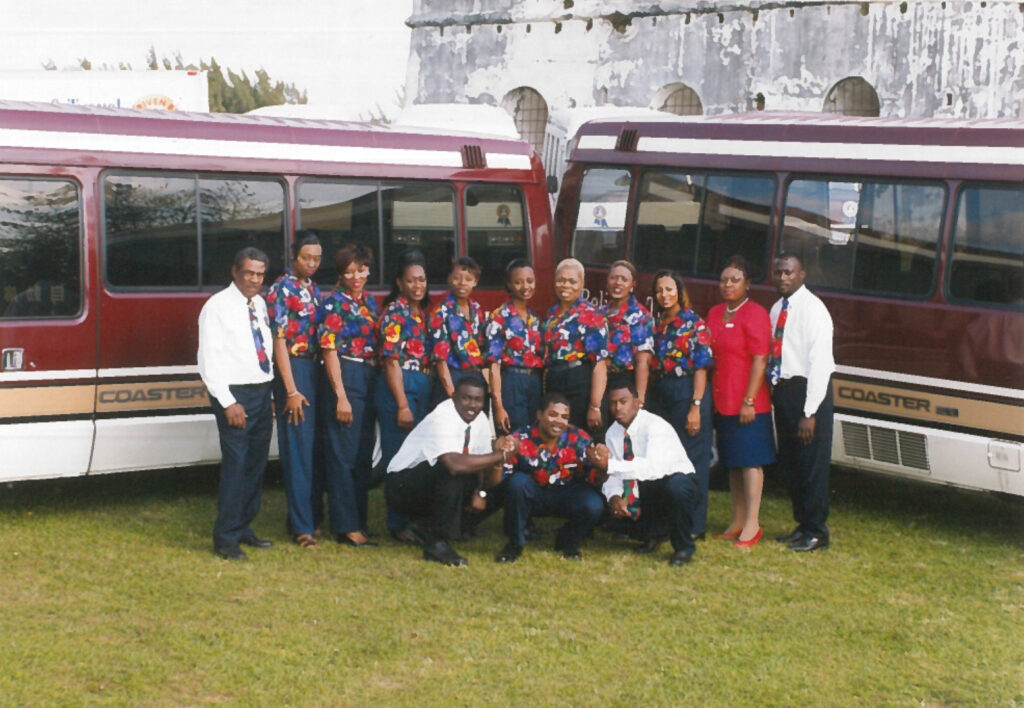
[
  {"x1": 387, "y1": 398, "x2": 493, "y2": 472},
  {"x1": 197, "y1": 283, "x2": 274, "y2": 408},
  {"x1": 769, "y1": 284, "x2": 835, "y2": 418},
  {"x1": 601, "y1": 409, "x2": 694, "y2": 501}
]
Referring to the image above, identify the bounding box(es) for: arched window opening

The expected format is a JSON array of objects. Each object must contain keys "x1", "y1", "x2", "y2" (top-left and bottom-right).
[
  {"x1": 823, "y1": 77, "x2": 881, "y2": 117},
  {"x1": 501, "y1": 87, "x2": 548, "y2": 153},
  {"x1": 652, "y1": 83, "x2": 703, "y2": 116}
]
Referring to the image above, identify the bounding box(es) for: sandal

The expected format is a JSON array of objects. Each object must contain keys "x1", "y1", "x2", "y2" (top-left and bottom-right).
[{"x1": 295, "y1": 533, "x2": 320, "y2": 549}]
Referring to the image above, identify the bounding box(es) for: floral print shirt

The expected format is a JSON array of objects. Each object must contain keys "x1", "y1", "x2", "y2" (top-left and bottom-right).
[
  {"x1": 378, "y1": 295, "x2": 430, "y2": 369},
  {"x1": 484, "y1": 300, "x2": 544, "y2": 369},
  {"x1": 653, "y1": 308, "x2": 715, "y2": 377},
  {"x1": 541, "y1": 296, "x2": 609, "y2": 366},
  {"x1": 503, "y1": 423, "x2": 597, "y2": 487},
  {"x1": 601, "y1": 295, "x2": 654, "y2": 372},
  {"x1": 265, "y1": 270, "x2": 322, "y2": 358},
  {"x1": 318, "y1": 289, "x2": 380, "y2": 359},
  {"x1": 429, "y1": 292, "x2": 486, "y2": 370}
]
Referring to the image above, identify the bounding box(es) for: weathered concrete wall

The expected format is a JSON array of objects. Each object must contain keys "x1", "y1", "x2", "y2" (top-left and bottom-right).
[{"x1": 406, "y1": 0, "x2": 1024, "y2": 118}]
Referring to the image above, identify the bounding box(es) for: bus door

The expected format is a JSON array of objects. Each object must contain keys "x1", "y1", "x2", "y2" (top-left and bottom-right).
[{"x1": 0, "y1": 174, "x2": 96, "y2": 481}]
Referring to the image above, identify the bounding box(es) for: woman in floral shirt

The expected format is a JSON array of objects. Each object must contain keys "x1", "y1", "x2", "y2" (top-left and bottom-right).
[
  {"x1": 318, "y1": 242, "x2": 379, "y2": 547},
  {"x1": 598, "y1": 259, "x2": 655, "y2": 410},
  {"x1": 541, "y1": 258, "x2": 609, "y2": 432},
  {"x1": 485, "y1": 258, "x2": 544, "y2": 434},
  {"x1": 429, "y1": 257, "x2": 487, "y2": 408},
  {"x1": 373, "y1": 249, "x2": 432, "y2": 539},
  {"x1": 265, "y1": 230, "x2": 323, "y2": 549},
  {"x1": 650, "y1": 269, "x2": 715, "y2": 539}
]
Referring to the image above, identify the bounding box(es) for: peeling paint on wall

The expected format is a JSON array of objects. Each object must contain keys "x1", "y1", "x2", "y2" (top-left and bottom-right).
[{"x1": 407, "y1": 0, "x2": 1024, "y2": 118}]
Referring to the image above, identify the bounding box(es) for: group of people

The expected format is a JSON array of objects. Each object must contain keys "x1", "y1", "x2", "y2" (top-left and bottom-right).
[{"x1": 197, "y1": 231, "x2": 835, "y2": 568}]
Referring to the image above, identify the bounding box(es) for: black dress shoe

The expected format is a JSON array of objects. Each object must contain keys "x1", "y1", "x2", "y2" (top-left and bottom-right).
[
  {"x1": 524, "y1": 525, "x2": 542, "y2": 542},
  {"x1": 495, "y1": 542, "x2": 523, "y2": 563},
  {"x1": 335, "y1": 533, "x2": 378, "y2": 547},
  {"x1": 669, "y1": 549, "x2": 694, "y2": 566},
  {"x1": 239, "y1": 536, "x2": 273, "y2": 549},
  {"x1": 390, "y1": 528, "x2": 418, "y2": 546},
  {"x1": 561, "y1": 549, "x2": 583, "y2": 561},
  {"x1": 423, "y1": 539, "x2": 467, "y2": 566},
  {"x1": 214, "y1": 545, "x2": 247, "y2": 561},
  {"x1": 775, "y1": 528, "x2": 804, "y2": 544},
  {"x1": 634, "y1": 537, "x2": 665, "y2": 554},
  {"x1": 790, "y1": 535, "x2": 829, "y2": 552}
]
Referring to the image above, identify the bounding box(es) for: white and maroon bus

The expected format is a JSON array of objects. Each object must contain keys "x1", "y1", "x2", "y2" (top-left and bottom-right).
[
  {"x1": 553, "y1": 112, "x2": 1024, "y2": 497},
  {"x1": 0, "y1": 100, "x2": 553, "y2": 482}
]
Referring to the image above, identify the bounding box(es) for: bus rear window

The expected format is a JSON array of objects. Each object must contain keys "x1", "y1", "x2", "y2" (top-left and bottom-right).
[
  {"x1": 0, "y1": 178, "x2": 82, "y2": 319},
  {"x1": 781, "y1": 178, "x2": 944, "y2": 297},
  {"x1": 948, "y1": 185, "x2": 1024, "y2": 309},
  {"x1": 465, "y1": 184, "x2": 528, "y2": 287},
  {"x1": 633, "y1": 171, "x2": 774, "y2": 280},
  {"x1": 571, "y1": 168, "x2": 630, "y2": 265}
]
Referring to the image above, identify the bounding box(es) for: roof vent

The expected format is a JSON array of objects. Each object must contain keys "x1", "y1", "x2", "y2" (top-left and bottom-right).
[
  {"x1": 615, "y1": 128, "x2": 639, "y2": 152},
  {"x1": 461, "y1": 144, "x2": 486, "y2": 168}
]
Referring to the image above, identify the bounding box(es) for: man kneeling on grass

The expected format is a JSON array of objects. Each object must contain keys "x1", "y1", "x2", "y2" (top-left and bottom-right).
[
  {"x1": 386, "y1": 374, "x2": 516, "y2": 566},
  {"x1": 586, "y1": 380, "x2": 702, "y2": 567},
  {"x1": 494, "y1": 392, "x2": 605, "y2": 563}
]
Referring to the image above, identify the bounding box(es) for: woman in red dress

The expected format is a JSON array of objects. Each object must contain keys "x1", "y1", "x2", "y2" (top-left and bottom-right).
[{"x1": 706, "y1": 255, "x2": 776, "y2": 548}]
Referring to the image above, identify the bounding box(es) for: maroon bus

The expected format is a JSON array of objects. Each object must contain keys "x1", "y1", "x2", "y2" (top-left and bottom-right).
[
  {"x1": 0, "y1": 100, "x2": 553, "y2": 481},
  {"x1": 553, "y1": 112, "x2": 1023, "y2": 497}
]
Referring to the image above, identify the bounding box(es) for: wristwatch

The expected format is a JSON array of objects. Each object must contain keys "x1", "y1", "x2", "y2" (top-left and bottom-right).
[
  {"x1": 476, "y1": 490, "x2": 487, "y2": 499},
  {"x1": 743, "y1": 397, "x2": 755, "y2": 406},
  {"x1": 691, "y1": 398, "x2": 702, "y2": 406}
]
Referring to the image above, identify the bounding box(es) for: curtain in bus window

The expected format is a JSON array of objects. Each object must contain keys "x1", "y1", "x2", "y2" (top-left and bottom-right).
[
  {"x1": 633, "y1": 170, "x2": 703, "y2": 273},
  {"x1": 199, "y1": 178, "x2": 286, "y2": 288},
  {"x1": 781, "y1": 179, "x2": 943, "y2": 296},
  {"x1": 465, "y1": 184, "x2": 528, "y2": 287},
  {"x1": 0, "y1": 178, "x2": 82, "y2": 319},
  {"x1": 571, "y1": 168, "x2": 630, "y2": 265},
  {"x1": 949, "y1": 185, "x2": 1024, "y2": 309},
  {"x1": 380, "y1": 183, "x2": 455, "y2": 284},
  {"x1": 104, "y1": 174, "x2": 197, "y2": 288},
  {"x1": 697, "y1": 175, "x2": 774, "y2": 280},
  {"x1": 297, "y1": 181, "x2": 381, "y2": 286}
]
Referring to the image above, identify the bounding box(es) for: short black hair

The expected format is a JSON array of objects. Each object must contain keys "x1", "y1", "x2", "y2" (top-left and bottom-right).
[
  {"x1": 451, "y1": 256, "x2": 482, "y2": 279},
  {"x1": 504, "y1": 258, "x2": 535, "y2": 294},
  {"x1": 233, "y1": 246, "x2": 269, "y2": 269},
  {"x1": 454, "y1": 373, "x2": 487, "y2": 394},
  {"x1": 721, "y1": 254, "x2": 752, "y2": 281},
  {"x1": 384, "y1": 248, "x2": 430, "y2": 309},
  {"x1": 774, "y1": 252, "x2": 805, "y2": 269},
  {"x1": 291, "y1": 230, "x2": 321, "y2": 260},
  {"x1": 606, "y1": 377, "x2": 638, "y2": 399},
  {"x1": 539, "y1": 391, "x2": 571, "y2": 412}
]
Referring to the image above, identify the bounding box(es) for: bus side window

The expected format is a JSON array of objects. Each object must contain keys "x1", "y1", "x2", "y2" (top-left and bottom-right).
[
  {"x1": 200, "y1": 178, "x2": 287, "y2": 288},
  {"x1": 633, "y1": 171, "x2": 702, "y2": 274},
  {"x1": 697, "y1": 175, "x2": 774, "y2": 280},
  {"x1": 465, "y1": 184, "x2": 528, "y2": 287},
  {"x1": 297, "y1": 181, "x2": 381, "y2": 287},
  {"x1": 381, "y1": 183, "x2": 456, "y2": 284},
  {"x1": 948, "y1": 185, "x2": 1024, "y2": 309},
  {"x1": 571, "y1": 168, "x2": 630, "y2": 265},
  {"x1": 0, "y1": 178, "x2": 82, "y2": 319}
]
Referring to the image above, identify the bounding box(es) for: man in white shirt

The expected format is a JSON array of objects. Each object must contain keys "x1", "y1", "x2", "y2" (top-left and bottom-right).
[
  {"x1": 198, "y1": 247, "x2": 275, "y2": 561},
  {"x1": 586, "y1": 380, "x2": 702, "y2": 566},
  {"x1": 386, "y1": 375, "x2": 515, "y2": 566},
  {"x1": 769, "y1": 253, "x2": 836, "y2": 552}
]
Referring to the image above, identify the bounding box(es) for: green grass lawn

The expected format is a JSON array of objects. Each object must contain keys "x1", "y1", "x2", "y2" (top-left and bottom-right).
[{"x1": 1, "y1": 464, "x2": 1021, "y2": 706}]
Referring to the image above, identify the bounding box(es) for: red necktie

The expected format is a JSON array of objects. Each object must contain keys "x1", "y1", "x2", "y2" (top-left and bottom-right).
[
  {"x1": 622, "y1": 432, "x2": 640, "y2": 520},
  {"x1": 768, "y1": 298, "x2": 789, "y2": 387},
  {"x1": 462, "y1": 425, "x2": 471, "y2": 454}
]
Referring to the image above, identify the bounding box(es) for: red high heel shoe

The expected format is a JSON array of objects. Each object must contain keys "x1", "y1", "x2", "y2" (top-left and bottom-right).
[
  {"x1": 715, "y1": 528, "x2": 742, "y2": 540},
  {"x1": 733, "y1": 528, "x2": 763, "y2": 548}
]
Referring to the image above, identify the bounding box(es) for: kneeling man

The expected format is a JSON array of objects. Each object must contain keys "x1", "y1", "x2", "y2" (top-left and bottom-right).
[
  {"x1": 386, "y1": 374, "x2": 513, "y2": 566},
  {"x1": 589, "y1": 380, "x2": 702, "y2": 566},
  {"x1": 495, "y1": 392, "x2": 605, "y2": 563}
]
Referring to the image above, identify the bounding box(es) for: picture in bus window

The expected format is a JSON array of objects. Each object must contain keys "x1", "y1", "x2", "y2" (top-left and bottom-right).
[
  {"x1": 297, "y1": 181, "x2": 381, "y2": 286},
  {"x1": 465, "y1": 184, "x2": 528, "y2": 287},
  {"x1": 781, "y1": 178, "x2": 944, "y2": 296},
  {"x1": 0, "y1": 178, "x2": 82, "y2": 319},
  {"x1": 571, "y1": 168, "x2": 630, "y2": 264}
]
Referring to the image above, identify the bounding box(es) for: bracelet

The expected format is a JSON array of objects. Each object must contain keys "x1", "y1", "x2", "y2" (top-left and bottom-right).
[
  {"x1": 589, "y1": 405, "x2": 601, "y2": 411},
  {"x1": 743, "y1": 397, "x2": 754, "y2": 406},
  {"x1": 501, "y1": 449, "x2": 511, "y2": 463},
  {"x1": 287, "y1": 390, "x2": 301, "y2": 398}
]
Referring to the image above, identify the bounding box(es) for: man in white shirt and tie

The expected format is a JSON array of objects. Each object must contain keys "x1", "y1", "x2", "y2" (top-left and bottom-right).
[
  {"x1": 386, "y1": 374, "x2": 515, "y2": 566},
  {"x1": 586, "y1": 380, "x2": 702, "y2": 566},
  {"x1": 768, "y1": 253, "x2": 836, "y2": 552},
  {"x1": 198, "y1": 247, "x2": 275, "y2": 561}
]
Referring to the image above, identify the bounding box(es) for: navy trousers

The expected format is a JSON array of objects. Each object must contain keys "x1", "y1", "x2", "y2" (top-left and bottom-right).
[
  {"x1": 274, "y1": 357, "x2": 320, "y2": 537},
  {"x1": 375, "y1": 368, "x2": 431, "y2": 532},
  {"x1": 635, "y1": 473, "x2": 702, "y2": 554},
  {"x1": 652, "y1": 375, "x2": 713, "y2": 536},
  {"x1": 211, "y1": 382, "x2": 273, "y2": 549},
  {"x1": 321, "y1": 358, "x2": 378, "y2": 535},
  {"x1": 503, "y1": 472, "x2": 604, "y2": 552},
  {"x1": 500, "y1": 369, "x2": 542, "y2": 431},
  {"x1": 772, "y1": 377, "x2": 834, "y2": 540}
]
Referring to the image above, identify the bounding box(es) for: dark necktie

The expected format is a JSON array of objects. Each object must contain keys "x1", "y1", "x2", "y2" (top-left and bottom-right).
[
  {"x1": 248, "y1": 298, "x2": 271, "y2": 373},
  {"x1": 462, "y1": 425, "x2": 471, "y2": 454},
  {"x1": 768, "y1": 297, "x2": 789, "y2": 387},
  {"x1": 622, "y1": 432, "x2": 641, "y2": 520}
]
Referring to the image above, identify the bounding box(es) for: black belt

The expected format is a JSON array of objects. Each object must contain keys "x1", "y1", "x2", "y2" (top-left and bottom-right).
[
  {"x1": 655, "y1": 369, "x2": 693, "y2": 380},
  {"x1": 774, "y1": 376, "x2": 807, "y2": 389},
  {"x1": 503, "y1": 365, "x2": 541, "y2": 376},
  {"x1": 548, "y1": 360, "x2": 585, "y2": 372}
]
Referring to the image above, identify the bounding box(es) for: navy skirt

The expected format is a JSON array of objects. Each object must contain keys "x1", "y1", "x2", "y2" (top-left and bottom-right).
[{"x1": 715, "y1": 412, "x2": 777, "y2": 468}]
